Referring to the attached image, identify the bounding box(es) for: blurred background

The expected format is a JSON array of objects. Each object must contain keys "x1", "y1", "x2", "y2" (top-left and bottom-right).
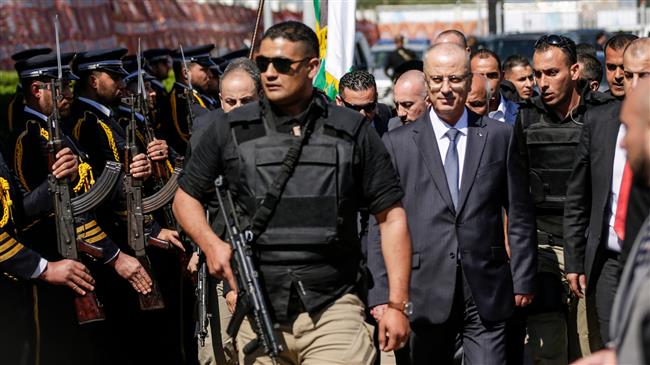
[{"x1": 0, "y1": 0, "x2": 648, "y2": 103}]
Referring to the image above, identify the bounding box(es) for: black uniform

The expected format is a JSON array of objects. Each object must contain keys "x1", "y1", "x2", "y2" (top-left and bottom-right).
[{"x1": 179, "y1": 91, "x2": 403, "y2": 324}]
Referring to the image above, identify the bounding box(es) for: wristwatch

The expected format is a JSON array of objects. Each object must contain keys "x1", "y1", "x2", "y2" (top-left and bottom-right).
[{"x1": 388, "y1": 300, "x2": 413, "y2": 317}]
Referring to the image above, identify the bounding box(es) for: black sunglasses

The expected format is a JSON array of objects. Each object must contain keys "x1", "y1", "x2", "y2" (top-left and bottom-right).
[
  {"x1": 340, "y1": 98, "x2": 377, "y2": 114},
  {"x1": 255, "y1": 56, "x2": 309, "y2": 74},
  {"x1": 534, "y1": 34, "x2": 576, "y2": 58}
]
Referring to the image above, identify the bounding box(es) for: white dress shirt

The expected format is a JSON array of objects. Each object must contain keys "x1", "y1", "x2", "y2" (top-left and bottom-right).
[
  {"x1": 429, "y1": 107, "x2": 469, "y2": 191},
  {"x1": 607, "y1": 124, "x2": 626, "y2": 253},
  {"x1": 488, "y1": 94, "x2": 508, "y2": 123},
  {"x1": 78, "y1": 96, "x2": 112, "y2": 118}
]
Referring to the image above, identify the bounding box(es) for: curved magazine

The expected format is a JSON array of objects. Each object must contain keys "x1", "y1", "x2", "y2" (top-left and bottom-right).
[
  {"x1": 71, "y1": 161, "x2": 122, "y2": 214},
  {"x1": 142, "y1": 167, "x2": 181, "y2": 214}
]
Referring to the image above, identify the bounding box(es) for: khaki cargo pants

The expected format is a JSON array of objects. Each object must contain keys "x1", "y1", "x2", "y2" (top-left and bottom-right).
[{"x1": 237, "y1": 293, "x2": 375, "y2": 365}]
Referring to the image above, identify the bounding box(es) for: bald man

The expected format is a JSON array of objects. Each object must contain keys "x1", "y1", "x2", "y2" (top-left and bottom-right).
[
  {"x1": 388, "y1": 70, "x2": 428, "y2": 130},
  {"x1": 466, "y1": 74, "x2": 489, "y2": 115},
  {"x1": 434, "y1": 29, "x2": 471, "y2": 53},
  {"x1": 367, "y1": 43, "x2": 536, "y2": 364},
  {"x1": 572, "y1": 78, "x2": 650, "y2": 365}
]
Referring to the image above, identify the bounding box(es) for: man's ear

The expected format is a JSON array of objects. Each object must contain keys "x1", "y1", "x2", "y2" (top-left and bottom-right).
[
  {"x1": 88, "y1": 73, "x2": 99, "y2": 90},
  {"x1": 307, "y1": 57, "x2": 320, "y2": 79},
  {"x1": 570, "y1": 63, "x2": 581, "y2": 81},
  {"x1": 30, "y1": 82, "x2": 41, "y2": 99},
  {"x1": 335, "y1": 94, "x2": 344, "y2": 106}
]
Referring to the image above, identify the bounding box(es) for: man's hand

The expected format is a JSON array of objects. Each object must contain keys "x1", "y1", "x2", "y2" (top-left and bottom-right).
[
  {"x1": 225, "y1": 291, "x2": 237, "y2": 314},
  {"x1": 155, "y1": 228, "x2": 185, "y2": 251},
  {"x1": 370, "y1": 304, "x2": 388, "y2": 323},
  {"x1": 39, "y1": 259, "x2": 95, "y2": 296},
  {"x1": 570, "y1": 348, "x2": 616, "y2": 365},
  {"x1": 109, "y1": 251, "x2": 152, "y2": 294},
  {"x1": 147, "y1": 139, "x2": 169, "y2": 162},
  {"x1": 52, "y1": 147, "x2": 78, "y2": 180},
  {"x1": 567, "y1": 273, "x2": 587, "y2": 298},
  {"x1": 378, "y1": 307, "x2": 410, "y2": 352},
  {"x1": 187, "y1": 251, "x2": 199, "y2": 274},
  {"x1": 515, "y1": 294, "x2": 534, "y2": 307},
  {"x1": 204, "y1": 238, "x2": 237, "y2": 294},
  {"x1": 130, "y1": 153, "x2": 152, "y2": 180}
]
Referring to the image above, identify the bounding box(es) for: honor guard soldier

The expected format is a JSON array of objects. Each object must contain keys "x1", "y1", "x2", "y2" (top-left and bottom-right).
[
  {"x1": 2, "y1": 48, "x2": 52, "y2": 151},
  {"x1": 168, "y1": 44, "x2": 216, "y2": 154},
  {"x1": 514, "y1": 35, "x2": 615, "y2": 364},
  {"x1": 0, "y1": 150, "x2": 96, "y2": 365},
  {"x1": 174, "y1": 21, "x2": 412, "y2": 365},
  {"x1": 143, "y1": 48, "x2": 173, "y2": 134}
]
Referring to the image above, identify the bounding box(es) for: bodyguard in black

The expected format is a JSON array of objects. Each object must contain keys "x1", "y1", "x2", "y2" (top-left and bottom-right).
[{"x1": 174, "y1": 21, "x2": 412, "y2": 365}]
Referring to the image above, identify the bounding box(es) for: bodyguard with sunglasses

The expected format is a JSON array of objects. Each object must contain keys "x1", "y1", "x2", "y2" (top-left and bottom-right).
[
  {"x1": 336, "y1": 70, "x2": 392, "y2": 137},
  {"x1": 174, "y1": 21, "x2": 412, "y2": 365},
  {"x1": 514, "y1": 34, "x2": 614, "y2": 365}
]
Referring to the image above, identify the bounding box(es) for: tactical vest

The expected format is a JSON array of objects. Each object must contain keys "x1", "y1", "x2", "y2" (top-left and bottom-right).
[
  {"x1": 521, "y1": 107, "x2": 582, "y2": 211},
  {"x1": 228, "y1": 102, "x2": 362, "y2": 256}
]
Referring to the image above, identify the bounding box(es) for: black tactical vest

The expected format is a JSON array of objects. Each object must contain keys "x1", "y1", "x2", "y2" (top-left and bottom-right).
[
  {"x1": 227, "y1": 100, "x2": 363, "y2": 256},
  {"x1": 520, "y1": 107, "x2": 583, "y2": 212}
]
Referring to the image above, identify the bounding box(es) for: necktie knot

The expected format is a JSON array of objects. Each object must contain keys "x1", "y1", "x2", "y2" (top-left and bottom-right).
[{"x1": 446, "y1": 128, "x2": 460, "y2": 143}]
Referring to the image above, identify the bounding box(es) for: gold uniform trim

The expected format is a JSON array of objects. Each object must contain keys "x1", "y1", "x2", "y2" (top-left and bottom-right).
[{"x1": 0, "y1": 241, "x2": 24, "y2": 263}]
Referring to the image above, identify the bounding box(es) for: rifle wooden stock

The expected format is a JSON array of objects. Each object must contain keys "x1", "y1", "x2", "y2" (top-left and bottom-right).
[
  {"x1": 147, "y1": 235, "x2": 171, "y2": 250},
  {"x1": 74, "y1": 291, "x2": 106, "y2": 324},
  {"x1": 77, "y1": 239, "x2": 104, "y2": 259},
  {"x1": 136, "y1": 255, "x2": 165, "y2": 311}
]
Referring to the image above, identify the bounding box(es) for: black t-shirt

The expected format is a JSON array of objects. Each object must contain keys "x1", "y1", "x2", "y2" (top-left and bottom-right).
[{"x1": 178, "y1": 91, "x2": 403, "y2": 323}]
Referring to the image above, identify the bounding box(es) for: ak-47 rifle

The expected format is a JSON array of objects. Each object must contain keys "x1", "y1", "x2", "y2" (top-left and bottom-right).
[
  {"x1": 196, "y1": 245, "x2": 209, "y2": 346},
  {"x1": 214, "y1": 176, "x2": 283, "y2": 363},
  {"x1": 135, "y1": 43, "x2": 176, "y2": 229},
  {"x1": 48, "y1": 15, "x2": 122, "y2": 324},
  {"x1": 124, "y1": 40, "x2": 184, "y2": 310},
  {"x1": 179, "y1": 45, "x2": 196, "y2": 136}
]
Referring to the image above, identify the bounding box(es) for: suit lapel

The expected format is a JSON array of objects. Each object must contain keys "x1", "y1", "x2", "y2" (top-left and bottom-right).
[
  {"x1": 412, "y1": 113, "x2": 456, "y2": 215},
  {"x1": 601, "y1": 107, "x2": 622, "y2": 195},
  {"x1": 456, "y1": 113, "x2": 487, "y2": 215}
]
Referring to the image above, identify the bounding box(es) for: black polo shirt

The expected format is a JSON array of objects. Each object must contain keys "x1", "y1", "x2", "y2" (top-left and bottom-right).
[{"x1": 178, "y1": 90, "x2": 403, "y2": 324}]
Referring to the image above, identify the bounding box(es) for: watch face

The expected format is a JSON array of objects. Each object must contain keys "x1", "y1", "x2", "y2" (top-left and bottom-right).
[{"x1": 404, "y1": 302, "x2": 414, "y2": 316}]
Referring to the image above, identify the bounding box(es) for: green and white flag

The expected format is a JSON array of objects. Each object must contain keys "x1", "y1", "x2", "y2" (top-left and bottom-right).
[{"x1": 312, "y1": 0, "x2": 356, "y2": 99}]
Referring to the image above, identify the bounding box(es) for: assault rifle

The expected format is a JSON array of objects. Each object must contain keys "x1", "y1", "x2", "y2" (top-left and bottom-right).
[
  {"x1": 196, "y1": 245, "x2": 209, "y2": 346},
  {"x1": 124, "y1": 40, "x2": 184, "y2": 310},
  {"x1": 178, "y1": 44, "x2": 196, "y2": 136},
  {"x1": 135, "y1": 43, "x2": 176, "y2": 229},
  {"x1": 214, "y1": 176, "x2": 283, "y2": 363},
  {"x1": 48, "y1": 15, "x2": 122, "y2": 324}
]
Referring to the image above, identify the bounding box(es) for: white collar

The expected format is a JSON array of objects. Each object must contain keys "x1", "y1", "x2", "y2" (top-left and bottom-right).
[
  {"x1": 78, "y1": 96, "x2": 112, "y2": 118},
  {"x1": 429, "y1": 107, "x2": 468, "y2": 140},
  {"x1": 489, "y1": 93, "x2": 507, "y2": 117},
  {"x1": 23, "y1": 105, "x2": 48, "y2": 122}
]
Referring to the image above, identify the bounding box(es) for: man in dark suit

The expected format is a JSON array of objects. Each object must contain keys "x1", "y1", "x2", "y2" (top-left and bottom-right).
[
  {"x1": 336, "y1": 70, "x2": 391, "y2": 137},
  {"x1": 564, "y1": 37, "x2": 650, "y2": 348},
  {"x1": 571, "y1": 76, "x2": 650, "y2": 365},
  {"x1": 367, "y1": 43, "x2": 536, "y2": 364}
]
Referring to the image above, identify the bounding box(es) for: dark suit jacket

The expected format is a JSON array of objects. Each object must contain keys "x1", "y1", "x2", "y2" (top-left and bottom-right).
[{"x1": 367, "y1": 109, "x2": 536, "y2": 325}]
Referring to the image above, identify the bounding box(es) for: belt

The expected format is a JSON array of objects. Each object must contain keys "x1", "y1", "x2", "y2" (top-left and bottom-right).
[{"x1": 537, "y1": 231, "x2": 565, "y2": 247}]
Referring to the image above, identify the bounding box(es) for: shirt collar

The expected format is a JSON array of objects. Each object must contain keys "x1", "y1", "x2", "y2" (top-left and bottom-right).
[
  {"x1": 429, "y1": 107, "x2": 468, "y2": 140},
  {"x1": 263, "y1": 89, "x2": 327, "y2": 127},
  {"x1": 23, "y1": 105, "x2": 48, "y2": 122},
  {"x1": 78, "y1": 96, "x2": 112, "y2": 118},
  {"x1": 118, "y1": 105, "x2": 144, "y2": 122}
]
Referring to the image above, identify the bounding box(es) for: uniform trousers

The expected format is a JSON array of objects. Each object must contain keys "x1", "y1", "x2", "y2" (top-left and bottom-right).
[{"x1": 236, "y1": 293, "x2": 375, "y2": 365}]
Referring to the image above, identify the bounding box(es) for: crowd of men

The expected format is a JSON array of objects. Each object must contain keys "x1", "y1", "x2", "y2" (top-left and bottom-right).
[{"x1": 0, "y1": 19, "x2": 649, "y2": 365}]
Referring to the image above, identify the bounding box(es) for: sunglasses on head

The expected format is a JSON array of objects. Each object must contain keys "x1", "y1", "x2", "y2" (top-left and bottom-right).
[
  {"x1": 534, "y1": 34, "x2": 576, "y2": 58},
  {"x1": 340, "y1": 98, "x2": 377, "y2": 114},
  {"x1": 255, "y1": 56, "x2": 309, "y2": 74}
]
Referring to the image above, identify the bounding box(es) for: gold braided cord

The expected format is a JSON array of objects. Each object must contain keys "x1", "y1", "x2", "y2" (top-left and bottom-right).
[
  {"x1": 73, "y1": 161, "x2": 95, "y2": 193},
  {"x1": 40, "y1": 128, "x2": 49, "y2": 140},
  {"x1": 7, "y1": 97, "x2": 15, "y2": 132},
  {"x1": 170, "y1": 89, "x2": 189, "y2": 142},
  {"x1": 98, "y1": 121, "x2": 121, "y2": 162},
  {"x1": 193, "y1": 91, "x2": 206, "y2": 108},
  {"x1": 13, "y1": 132, "x2": 31, "y2": 192},
  {"x1": 0, "y1": 178, "x2": 13, "y2": 228},
  {"x1": 166, "y1": 160, "x2": 174, "y2": 174}
]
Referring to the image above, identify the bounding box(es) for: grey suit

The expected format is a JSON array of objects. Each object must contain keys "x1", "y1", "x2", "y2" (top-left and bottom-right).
[
  {"x1": 368, "y1": 108, "x2": 536, "y2": 364},
  {"x1": 609, "y1": 217, "x2": 650, "y2": 364}
]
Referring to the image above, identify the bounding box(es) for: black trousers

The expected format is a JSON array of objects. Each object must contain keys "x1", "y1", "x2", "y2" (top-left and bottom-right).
[
  {"x1": 407, "y1": 268, "x2": 507, "y2": 365},
  {"x1": 594, "y1": 250, "x2": 621, "y2": 344}
]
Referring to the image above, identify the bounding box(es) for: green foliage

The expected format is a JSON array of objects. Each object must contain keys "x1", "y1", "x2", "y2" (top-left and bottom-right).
[{"x1": 0, "y1": 70, "x2": 18, "y2": 96}]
